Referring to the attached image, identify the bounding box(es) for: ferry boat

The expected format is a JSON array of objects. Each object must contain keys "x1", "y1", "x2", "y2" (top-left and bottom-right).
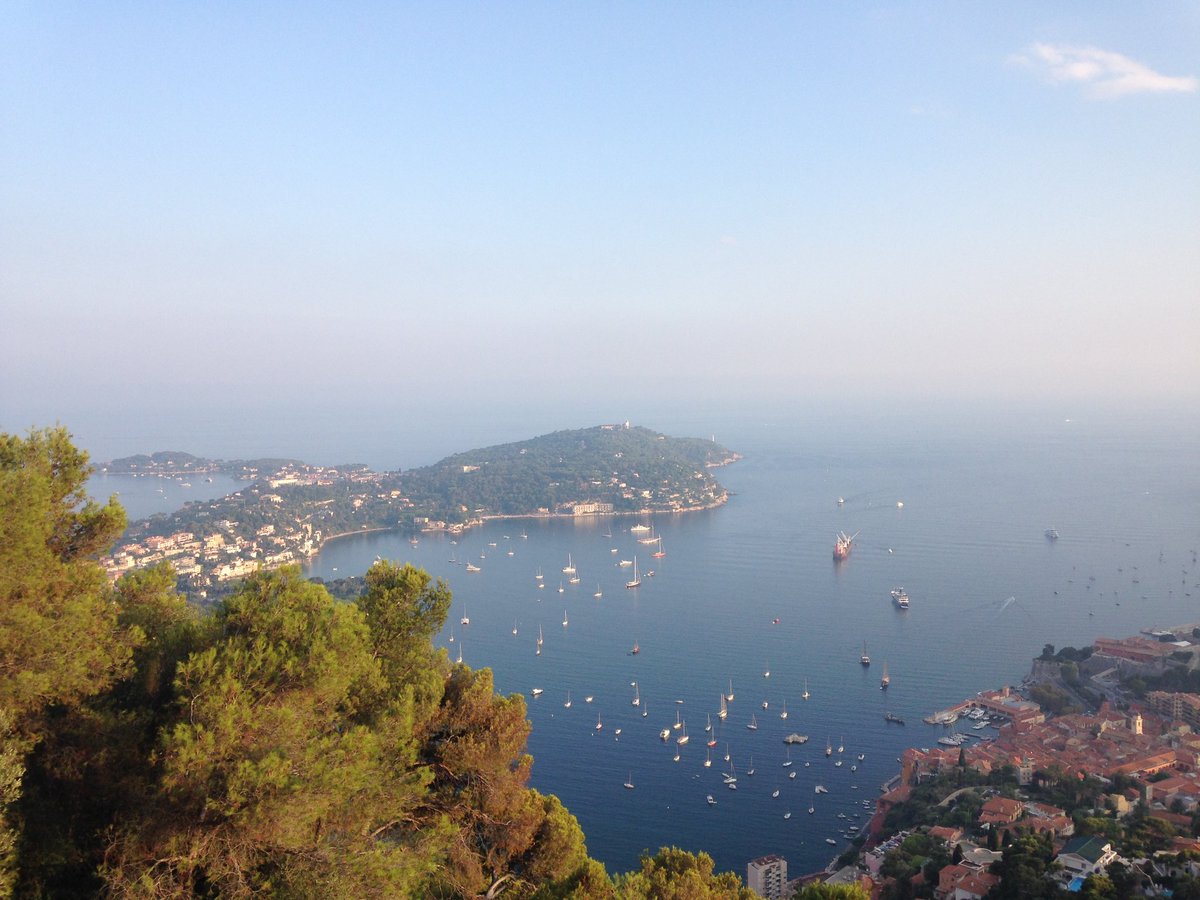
[
  {"x1": 833, "y1": 531, "x2": 858, "y2": 560},
  {"x1": 891, "y1": 588, "x2": 910, "y2": 609}
]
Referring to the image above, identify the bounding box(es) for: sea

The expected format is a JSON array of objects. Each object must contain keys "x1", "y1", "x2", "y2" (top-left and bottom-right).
[{"x1": 87, "y1": 407, "x2": 1200, "y2": 879}]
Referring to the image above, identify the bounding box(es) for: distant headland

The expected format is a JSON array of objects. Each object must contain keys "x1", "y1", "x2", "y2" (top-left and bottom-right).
[{"x1": 99, "y1": 423, "x2": 739, "y2": 600}]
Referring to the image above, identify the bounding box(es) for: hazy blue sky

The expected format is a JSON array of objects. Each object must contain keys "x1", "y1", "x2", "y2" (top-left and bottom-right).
[{"x1": 3, "y1": 3, "x2": 1198, "y2": 463}]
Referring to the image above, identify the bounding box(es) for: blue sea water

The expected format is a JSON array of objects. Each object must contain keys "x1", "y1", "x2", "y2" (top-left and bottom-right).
[{"x1": 93, "y1": 410, "x2": 1200, "y2": 878}]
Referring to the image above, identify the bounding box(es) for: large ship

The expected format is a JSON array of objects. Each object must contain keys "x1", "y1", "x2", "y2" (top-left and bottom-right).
[
  {"x1": 891, "y1": 587, "x2": 909, "y2": 609},
  {"x1": 833, "y1": 531, "x2": 857, "y2": 560}
]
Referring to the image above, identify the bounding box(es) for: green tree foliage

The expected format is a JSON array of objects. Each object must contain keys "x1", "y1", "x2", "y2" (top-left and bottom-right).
[
  {"x1": 794, "y1": 883, "x2": 870, "y2": 900},
  {"x1": 988, "y1": 832, "x2": 1066, "y2": 899},
  {"x1": 0, "y1": 428, "x2": 133, "y2": 735},
  {"x1": 0, "y1": 428, "x2": 141, "y2": 897},
  {"x1": 102, "y1": 566, "x2": 446, "y2": 896},
  {"x1": 614, "y1": 847, "x2": 755, "y2": 899}
]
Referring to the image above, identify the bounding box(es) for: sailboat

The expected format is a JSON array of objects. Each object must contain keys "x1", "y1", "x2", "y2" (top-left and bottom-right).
[
  {"x1": 594, "y1": 583, "x2": 603, "y2": 598},
  {"x1": 557, "y1": 581, "x2": 565, "y2": 593},
  {"x1": 562, "y1": 610, "x2": 568, "y2": 627},
  {"x1": 642, "y1": 700, "x2": 648, "y2": 718},
  {"x1": 632, "y1": 684, "x2": 640, "y2": 707},
  {"x1": 595, "y1": 713, "x2": 602, "y2": 731},
  {"x1": 624, "y1": 772, "x2": 634, "y2": 790},
  {"x1": 673, "y1": 709, "x2": 683, "y2": 730},
  {"x1": 763, "y1": 663, "x2": 770, "y2": 678},
  {"x1": 706, "y1": 730, "x2": 717, "y2": 748},
  {"x1": 447, "y1": 626, "x2": 455, "y2": 643},
  {"x1": 704, "y1": 747, "x2": 712, "y2": 768},
  {"x1": 783, "y1": 747, "x2": 793, "y2": 767},
  {"x1": 535, "y1": 567, "x2": 544, "y2": 581},
  {"x1": 748, "y1": 715, "x2": 758, "y2": 733},
  {"x1": 569, "y1": 570, "x2": 581, "y2": 585},
  {"x1": 726, "y1": 680, "x2": 735, "y2": 702},
  {"x1": 802, "y1": 678, "x2": 810, "y2": 700},
  {"x1": 705, "y1": 714, "x2": 713, "y2": 733},
  {"x1": 747, "y1": 756, "x2": 755, "y2": 776},
  {"x1": 718, "y1": 694, "x2": 728, "y2": 720},
  {"x1": 881, "y1": 662, "x2": 890, "y2": 690},
  {"x1": 512, "y1": 621, "x2": 519, "y2": 636},
  {"x1": 724, "y1": 744, "x2": 731, "y2": 763},
  {"x1": 860, "y1": 641, "x2": 871, "y2": 666},
  {"x1": 676, "y1": 723, "x2": 689, "y2": 745},
  {"x1": 652, "y1": 538, "x2": 666, "y2": 558},
  {"x1": 460, "y1": 608, "x2": 470, "y2": 626},
  {"x1": 825, "y1": 738, "x2": 833, "y2": 757},
  {"x1": 537, "y1": 625, "x2": 544, "y2": 647},
  {"x1": 563, "y1": 554, "x2": 576, "y2": 575},
  {"x1": 625, "y1": 557, "x2": 641, "y2": 589},
  {"x1": 564, "y1": 691, "x2": 572, "y2": 708},
  {"x1": 779, "y1": 700, "x2": 788, "y2": 720}
]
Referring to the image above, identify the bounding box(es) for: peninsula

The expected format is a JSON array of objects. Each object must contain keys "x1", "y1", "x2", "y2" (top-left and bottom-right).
[{"x1": 100, "y1": 423, "x2": 738, "y2": 599}]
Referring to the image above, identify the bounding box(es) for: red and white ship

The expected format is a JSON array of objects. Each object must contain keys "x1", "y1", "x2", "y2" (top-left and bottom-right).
[{"x1": 833, "y1": 531, "x2": 858, "y2": 560}]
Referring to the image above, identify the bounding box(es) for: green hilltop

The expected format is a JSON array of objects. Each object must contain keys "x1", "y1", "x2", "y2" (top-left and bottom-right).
[{"x1": 398, "y1": 423, "x2": 739, "y2": 520}]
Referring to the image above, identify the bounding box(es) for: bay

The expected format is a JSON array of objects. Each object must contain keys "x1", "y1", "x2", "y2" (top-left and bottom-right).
[{"x1": 298, "y1": 412, "x2": 1200, "y2": 877}]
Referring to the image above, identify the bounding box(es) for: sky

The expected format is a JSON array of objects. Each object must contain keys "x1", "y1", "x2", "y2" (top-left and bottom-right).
[{"x1": 2, "y1": 3, "x2": 1198, "y2": 465}]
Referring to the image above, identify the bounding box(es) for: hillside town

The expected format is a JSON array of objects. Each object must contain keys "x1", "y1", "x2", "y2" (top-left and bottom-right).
[{"x1": 751, "y1": 625, "x2": 1200, "y2": 899}]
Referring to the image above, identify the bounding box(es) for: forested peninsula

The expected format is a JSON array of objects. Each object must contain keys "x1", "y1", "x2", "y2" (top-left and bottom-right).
[
  {"x1": 2, "y1": 427, "x2": 760, "y2": 898},
  {"x1": 101, "y1": 424, "x2": 738, "y2": 602}
]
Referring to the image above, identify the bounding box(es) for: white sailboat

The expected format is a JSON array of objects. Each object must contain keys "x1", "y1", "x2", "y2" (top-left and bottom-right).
[
  {"x1": 705, "y1": 713, "x2": 713, "y2": 733},
  {"x1": 562, "y1": 554, "x2": 576, "y2": 575},
  {"x1": 537, "y1": 625, "x2": 544, "y2": 647},
  {"x1": 562, "y1": 610, "x2": 568, "y2": 627},
  {"x1": 632, "y1": 684, "x2": 640, "y2": 707},
  {"x1": 704, "y1": 747, "x2": 712, "y2": 768},
  {"x1": 726, "y1": 680, "x2": 735, "y2": 702},
  {"x1": 802, "y1": 678, "x2": 810, "y2": 701},
  {"x1": 625, "y1": 556, "x2": 641, "y2": 589},
  {"x1": 747, "y1": 714, "x2": 759, "y2": 731},
  {"x1": 535, "y1": 567, "x2": 544, "y2": 581},
  {"x1": 718, "y1": 694, "x2": 728, "y2": 720},
  {"x1": 594, "y1": 583, "x2": 603, "y2": 598},
  {"x1": 780, "y1": 700, "x2": 788, "y2": 720},
  {"x1": 564, "y1": 691, "x2": 572, "y2": 708},
  {"x1": 623, "y1": 772, "x2": 634, "y2": 790}
]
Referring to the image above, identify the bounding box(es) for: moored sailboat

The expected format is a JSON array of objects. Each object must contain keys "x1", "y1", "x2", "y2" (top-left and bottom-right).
[{"x1": 625, "y1": 556, "x2": 641, "y2": 589}]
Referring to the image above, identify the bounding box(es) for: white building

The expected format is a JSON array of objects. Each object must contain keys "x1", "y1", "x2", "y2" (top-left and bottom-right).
[{"x1": 747, "y1": 855, "x2": 787, "y2": 899}]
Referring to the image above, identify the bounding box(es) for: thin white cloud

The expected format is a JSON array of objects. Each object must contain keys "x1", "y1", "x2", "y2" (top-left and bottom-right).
[{"x1": 1014, "y1": 43, "x2": 1198, "y2": 99}]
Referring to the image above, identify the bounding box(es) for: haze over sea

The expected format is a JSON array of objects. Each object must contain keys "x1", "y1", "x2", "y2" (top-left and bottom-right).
[{"x1": 90, "y1": 404, "x2": 1200, "y2": 877}]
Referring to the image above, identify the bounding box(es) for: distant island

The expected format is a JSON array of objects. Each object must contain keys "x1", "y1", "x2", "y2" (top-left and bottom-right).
[{"x1": 100, "y1": 423, "x2": 739, "y2": 600}]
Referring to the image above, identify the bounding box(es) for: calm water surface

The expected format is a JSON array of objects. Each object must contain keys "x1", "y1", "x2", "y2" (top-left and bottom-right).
[{"x1": 297, "y1": 414, "x2": 1200, "y2": 876}]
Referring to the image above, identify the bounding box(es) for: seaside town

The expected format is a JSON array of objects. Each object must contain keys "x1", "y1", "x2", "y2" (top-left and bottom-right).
[{"x1": 751, "y1": 627, "x2": 1200, "y2": 899}]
